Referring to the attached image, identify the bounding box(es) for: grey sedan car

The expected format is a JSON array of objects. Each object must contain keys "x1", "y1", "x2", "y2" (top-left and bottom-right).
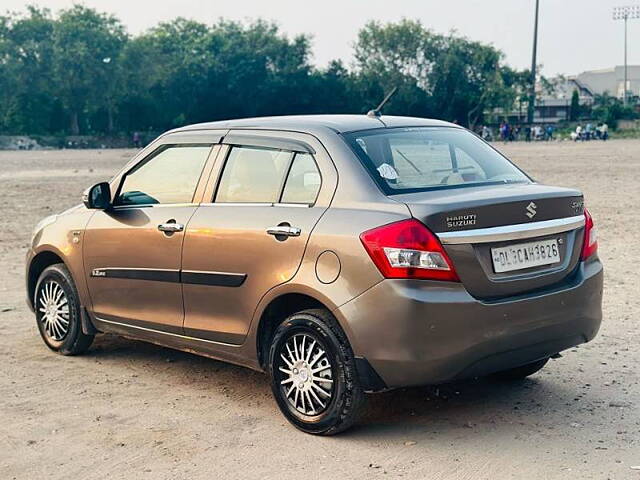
[{"x1": 26, "y1": 115, "x2": 602, "y2": 434}]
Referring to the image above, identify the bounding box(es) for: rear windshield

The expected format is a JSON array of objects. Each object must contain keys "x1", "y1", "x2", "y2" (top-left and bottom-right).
[{"x1": 343, "y1": 127, "x2": 530, "y2": 194}]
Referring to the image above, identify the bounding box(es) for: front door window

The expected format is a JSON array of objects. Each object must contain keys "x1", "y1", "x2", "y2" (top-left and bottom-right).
[{"x1": 117, "y1": 146, "x2": 211, "y2": 206}]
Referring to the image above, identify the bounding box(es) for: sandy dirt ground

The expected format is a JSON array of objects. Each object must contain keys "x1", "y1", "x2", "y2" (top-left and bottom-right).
[{"x1": 0, "y1": 141, "x2": 638, "y2": 480}]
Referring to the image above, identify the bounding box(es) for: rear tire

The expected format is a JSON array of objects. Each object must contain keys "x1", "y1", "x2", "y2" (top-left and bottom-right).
[
  {"x1": 268, "y1": 308, "x2": 364, "y2": 435},
  {"x1": 492, "y1": 358, "x2": 549, "y2": 381},
  {"x1": 34, "y1": 263, "x2": 94, "y2": 355}
]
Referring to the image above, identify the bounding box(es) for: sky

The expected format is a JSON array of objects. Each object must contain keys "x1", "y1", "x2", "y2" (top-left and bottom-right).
[{"x1": 3, "y1": 0, "x2": 639, "y2": 77}]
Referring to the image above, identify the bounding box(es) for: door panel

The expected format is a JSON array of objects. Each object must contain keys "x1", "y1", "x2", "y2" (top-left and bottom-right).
[
  {"x1": 84, "y1": 205, "x2": 197, "y2": 333},
  {"x1": 181, "y1": 133, "x2": 337, "y2": 345},
  {"x1": 181, "y1": 204, "x2": 325, "y2": 343},
  {"x1": 83, "y1": 142, "x2": 216, "y2": 333}
]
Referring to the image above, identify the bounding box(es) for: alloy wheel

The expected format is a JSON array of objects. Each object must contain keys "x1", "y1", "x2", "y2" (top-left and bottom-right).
[
  {"x1": 37, "y1": 280, "x2": 70, "y2": 341},
  {"x1": 277, "y1": 332, "x2": 334, "y2": 416}
]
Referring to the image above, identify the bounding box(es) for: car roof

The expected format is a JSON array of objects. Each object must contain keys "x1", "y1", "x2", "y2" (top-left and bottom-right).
[{"x1": 172, "y1": 114, "x2": 459, "y2": 135}]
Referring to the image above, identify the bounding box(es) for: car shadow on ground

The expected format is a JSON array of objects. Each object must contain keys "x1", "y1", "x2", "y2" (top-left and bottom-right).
[{"x1": 87, "y1": 333, "x2": 581, "y2": 439}]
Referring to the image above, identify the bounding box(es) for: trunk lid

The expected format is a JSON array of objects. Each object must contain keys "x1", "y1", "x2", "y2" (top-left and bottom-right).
[{"x1": 394, "y1": 183, "x2": 585, "y2": 299}]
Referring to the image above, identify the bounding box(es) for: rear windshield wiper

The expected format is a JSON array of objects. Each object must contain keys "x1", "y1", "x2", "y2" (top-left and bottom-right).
[{"x1": 394, "y1": 149, "x2": 422, "y2": 173}]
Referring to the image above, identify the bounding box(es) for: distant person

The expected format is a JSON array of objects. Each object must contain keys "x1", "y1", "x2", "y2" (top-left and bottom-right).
[
  {"x1": 132, "y1": 131, "x2": 141, "y2": 148},
  {"x1": 601, "y1": 122, "x2": 609, "y2": 141},
  {"x1": 585, "y1": 123, "x2": 593, "y2": 141},
  {"x1": 533, "y1": 125, "x2": 542, "y2": 141},
  {"x1": 481, "y1": 125, "x2": 492, "y2": 141},
  {"x1": 575, "y1": 125, "x2": 583, "y2": 142},
  {"x1": 525, "y1": 125, "x2": 532, "y2": 142},
  {"x1": 546, "y1": 125, "x2": 554, "y2": 141}
]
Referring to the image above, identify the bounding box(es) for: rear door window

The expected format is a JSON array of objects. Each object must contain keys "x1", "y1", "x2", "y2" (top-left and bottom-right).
[
  {"x1": 215, "y1": 147, "x2": 293, "y2": 203},
  {"x1": 281, "y1": 153, "x2": 321, "y2": 204}
]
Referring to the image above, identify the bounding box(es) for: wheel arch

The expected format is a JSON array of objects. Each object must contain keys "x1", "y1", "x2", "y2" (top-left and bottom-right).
[
  {"x1": 255, "y1": 292, "x2": 331, "y2": 369},
  {"x1": 27, "y1": 250, "x2": 67, "y2": 310},
  {"x1": 255, "y1": 290, "x2": 387, "y2": 393}
]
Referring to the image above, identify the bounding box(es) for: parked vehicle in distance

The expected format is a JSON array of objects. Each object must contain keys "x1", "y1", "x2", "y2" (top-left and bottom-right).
[{"x1": 26, "y1": 115, "x2": 603, "y2": 434}]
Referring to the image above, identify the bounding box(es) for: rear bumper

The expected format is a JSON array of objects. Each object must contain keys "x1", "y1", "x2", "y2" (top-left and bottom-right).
[{"x1": 336, "y1": 258, "x2": 603, "y2": 389}]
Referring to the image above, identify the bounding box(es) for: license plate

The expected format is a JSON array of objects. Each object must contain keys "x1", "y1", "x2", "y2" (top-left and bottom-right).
[{"x1": 491, "y1": 239, "x2": 560, "y2": 273}]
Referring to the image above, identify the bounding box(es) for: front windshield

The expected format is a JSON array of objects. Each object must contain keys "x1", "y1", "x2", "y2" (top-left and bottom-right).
[{"x1": 344, "y1": 127, "x2": 531, "y2": 194}]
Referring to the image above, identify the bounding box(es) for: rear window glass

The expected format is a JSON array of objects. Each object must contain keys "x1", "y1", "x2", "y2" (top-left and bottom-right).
[{"x1": 344, "y1": 127, "x2": 530, "y2": 194}]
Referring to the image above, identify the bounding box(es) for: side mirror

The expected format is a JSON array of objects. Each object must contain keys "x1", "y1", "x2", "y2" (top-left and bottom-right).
[{"x1": 83, "y1": 182, "x2": 112, "y2": 210}]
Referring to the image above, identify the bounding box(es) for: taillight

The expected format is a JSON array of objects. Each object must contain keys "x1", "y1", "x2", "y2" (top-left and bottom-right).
[
  {"x1": 360, "y1": 219, "x2": 459, "y2": 281},
  {"x1": 581, "y1": 208, "x2": 598, "y2": 260}
]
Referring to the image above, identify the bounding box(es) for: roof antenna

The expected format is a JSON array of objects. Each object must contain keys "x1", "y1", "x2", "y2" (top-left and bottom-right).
[{"x1": 367, "y1": 86, "x2": 398, "y2": 118}]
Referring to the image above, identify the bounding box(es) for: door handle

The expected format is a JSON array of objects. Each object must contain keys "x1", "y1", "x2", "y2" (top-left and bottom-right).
[
  {"x1": 267, "y1": 225, "x2": 301, "y2": 237},
  {"x1": 158, "y1": 222, "x2": 184, "y2": 233}
]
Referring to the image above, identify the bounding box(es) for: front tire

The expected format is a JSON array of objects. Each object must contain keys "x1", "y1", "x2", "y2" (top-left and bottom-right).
[
  {"x1": 268, "y1": 309, "x2": 364, "y2": 435},
  {"x1": 34, "y1": 263, "x2": 94, "y2": 355}
]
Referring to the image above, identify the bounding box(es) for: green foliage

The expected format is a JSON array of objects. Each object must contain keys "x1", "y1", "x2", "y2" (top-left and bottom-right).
[
  {"x1": 0, "y1": 7, "x2": 59, "y2": 133},
  {"x1": 590, "y1": 93, "x2": 638, "y2": 129},
  {"x1": 352, "y1": 20, "x2": 523, "y2": 127},
  {"x1": 52, "y1": 5, "x2": 127, "y2": 133},
  {"x1": 0, "y1": 9, "x2": 529, "y2": 135},
  {"x1": 570, "y1": 89, "x2": 580, "y2": 121}
]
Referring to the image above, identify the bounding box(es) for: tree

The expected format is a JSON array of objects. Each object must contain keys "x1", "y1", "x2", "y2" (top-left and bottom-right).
[
  {"x1": 570, "y1": 89, "x2": 580, "y2": 121},
  {"x1": 0, "y1": 7, "x2": 59, "y2": 134},
  {"x1": 499, "y1": 67, "x2": 533, "y2": 123},
  {"x1": 306, "y1": 60, "x2": 361, "y2": 114},
  {"x1": 353, "y1": 20, "x2": 437, "y2": 116},
  {"x1": 203, "y1": 19, "x2": 315, "y2": 119},
  {"x1": 51, "y1": 5, "x2": 127, "y2": 134},
  {"x1": 132, "y1": 18, "x2": 212, "y2": 128},
  {"x1": 428, "y1": 35, "x2": 508, "y2": 128},
  {"x1": 591, "y1": 92, "x2": 638, "y2": 129},
  {"x1": 0, "y1": 8, "x2": 534, "y2": 136},
  {"x1": 352, "y1": 20, "x2": 520, "y2": 127}
]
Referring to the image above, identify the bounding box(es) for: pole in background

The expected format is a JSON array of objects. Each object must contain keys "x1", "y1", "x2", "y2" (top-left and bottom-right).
[
  {"x1": 625, "y1": 15, "x2": 628, "y2": 105},
  {"x1": 613, "y1": 5, "x2": 640, "y2": 106},
  {"x1": 527, "y1": 0, "x2": 540, "y2": 125}
]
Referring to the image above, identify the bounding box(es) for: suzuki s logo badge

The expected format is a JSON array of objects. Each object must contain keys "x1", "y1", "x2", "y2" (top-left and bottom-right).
[
  {"x1": 525, "y1": 202, "x2": 538, "y2": 219},
  {"x1": 91, "y1": 269, "x2": 106, "y2": 277},
  {"x1": 571, "y1": 199, "x2": 584, "y2": 213}
]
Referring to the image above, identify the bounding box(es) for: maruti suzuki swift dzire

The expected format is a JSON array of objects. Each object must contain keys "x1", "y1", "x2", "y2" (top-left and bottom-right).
[{"x1": 26, "y1": 115, "x2": 603, "y2": 434}]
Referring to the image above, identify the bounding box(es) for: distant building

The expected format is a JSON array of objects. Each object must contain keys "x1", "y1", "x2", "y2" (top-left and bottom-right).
[
  {"x1": 575, "y1": 65, "x2": 640, "y2": 99},
  {"x1": 534, "y1": 76, "x2": 594, "y2": 124},
  {"x1": 487, "y1": 65, "x2": 640, "y2": 125},
  {"x1": 533, "y1": 66, "x2": 640, "y2": 123}
]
